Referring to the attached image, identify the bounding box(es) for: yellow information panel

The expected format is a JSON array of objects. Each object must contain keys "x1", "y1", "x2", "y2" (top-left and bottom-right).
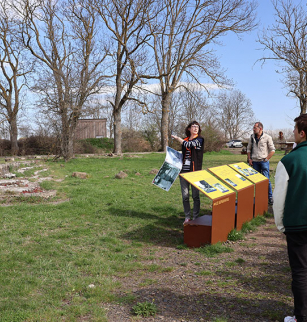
[
  {"x1": 228, "y1": 162, "x2": 267, "y2": 183},
  {"x1": 180, "y1": 170, "x2": 234, "y2": 200},
  {"x1": 208, "y1": 165, "x2": 253, "y2": 190}
]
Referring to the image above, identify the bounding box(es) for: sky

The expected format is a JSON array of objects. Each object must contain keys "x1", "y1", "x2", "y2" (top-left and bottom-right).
[
  {"x1": 211, "y1": 0, "x2": 301, "y2": 132},
  {"x1": 21, "y1": 0, "x2": 302, "y2": 136}
]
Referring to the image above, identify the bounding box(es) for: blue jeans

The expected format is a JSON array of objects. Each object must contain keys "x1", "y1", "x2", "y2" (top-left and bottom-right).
[
  {"x1": 179, "y1": 176, "x2": 200, "y2": 220},
  {"x1": 252, "y1": 160, "x2": 272, "y2": 198}
]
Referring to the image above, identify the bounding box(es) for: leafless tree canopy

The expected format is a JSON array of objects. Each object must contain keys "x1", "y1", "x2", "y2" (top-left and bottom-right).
[
  {"x1": 0, "y1": 0, "x2": 260, "y2": 157},
  {"x1": 13, "y1": 0, "x2": 108, "y2": 160},
  {"x1": 93, "y1": 0, "x2": 161, "y2": 154},
  {"x1": 148, "y1": 0, "x2": 258, "y2": 150},
  {"x1": 0, "y1": 0, "x2": 33, "y2": 154},
  {"x1": 258, "y1": 0, "x2": 307, "y2": 114},
  {"x1": 214, "y1": 89, "x2": 255, "y2": 140}
]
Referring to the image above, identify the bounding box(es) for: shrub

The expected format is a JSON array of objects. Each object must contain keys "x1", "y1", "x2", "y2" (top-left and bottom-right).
[
  {"x1": 142, "y1": 126, "x2": 161, "y2": 151},
  {"x1": 0, "y1": 139, "x2": 11, "y2": 156},
  {"x1": 202, "y1": 123, "x2": 225, "y2": 152},
  {"x1": 132, "y1": 301, "x2": 157, "y2": 317},
  {"x1": 228, "y1": 229, "x2": 244, "y2": 241},
  {"x1": 18, "y1": 135, "x2": 58, "y2": 155},
  {"x1": 241, "y1": 215, "x2": 266, "y2": 234},
  {"x1": 85, "y1": 138, "x2": 114, "y2": 152},
  {"x1": 74, "y1": 140, "x2": 97, "y2": 154},
  {"x1": 122, "y1": 128, "x2": 152, "y2": 152}
]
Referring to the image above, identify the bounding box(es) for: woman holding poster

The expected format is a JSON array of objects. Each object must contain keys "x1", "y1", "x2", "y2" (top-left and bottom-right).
[{"x1": 171, "y1": 121, "x2": 204, "y2": 225}]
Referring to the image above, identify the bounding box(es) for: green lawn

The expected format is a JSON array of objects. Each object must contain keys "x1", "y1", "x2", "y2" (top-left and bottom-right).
[{"x1": 0, "y1": 150, "x2": 285, "y2": 321}]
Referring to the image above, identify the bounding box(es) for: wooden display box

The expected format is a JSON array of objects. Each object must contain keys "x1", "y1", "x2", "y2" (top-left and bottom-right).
[
  {"x1": 184, "y1": 193, "x2": 236, "y2": 247},
  {"x1": 254, "y1": 179, "x2": 269, "y2": 216},
  {"x1": 208, "y1": 165, "x2": 254, "y2": 231}
]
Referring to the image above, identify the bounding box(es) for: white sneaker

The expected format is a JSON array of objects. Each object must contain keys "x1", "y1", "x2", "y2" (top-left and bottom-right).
[{"x1": 284, "y1": 316, "x2": 296, "y2": 322}]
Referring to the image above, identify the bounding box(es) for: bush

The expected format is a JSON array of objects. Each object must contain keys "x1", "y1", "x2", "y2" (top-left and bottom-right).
[
  {"x1": 0, "y1": 139, "x2": 11, "y2": 156},
  {"x1": 228, "y1": 229, "x2": 244, "y2": 241},
  {"x1": 122, "y1": 128, "x2": 152, "y2": 152},
  {"x1": 18, "y1": 136, "x2": 59, "y2": 155},
  {"x1": 84, "y1": 138, "x2": 114, "y2": 152},
  {"x1": 132, "y1": 301, "x2": 157, "y2": 317},
  {"x1": 74, "y1": 140, "x2": 97, "y2": 154},
  {"x1": 142, "y1": 126, "x2": 161, "y2": 151},
  {"x1": 228, "y1": 215, "x2": 267, "y2": 242},
  {"x1": 202, "y1": 124, "x2": 225, "y2": 152}
]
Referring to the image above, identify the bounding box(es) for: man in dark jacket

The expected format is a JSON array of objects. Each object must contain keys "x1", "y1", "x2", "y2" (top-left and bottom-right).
[
  {"x1": 171, "y1": 121, "x2": 204, "y2": 225},
  {"x1": 273, "y1": 114, "x2": 307, "y2": 322}
]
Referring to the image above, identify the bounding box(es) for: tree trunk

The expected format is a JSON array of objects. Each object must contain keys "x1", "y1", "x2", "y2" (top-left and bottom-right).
[
  {"x1": 10, "y1": 117, "x2": 19, "y2": 155},
  {"x1": 113, "y1": 108, "x2": 122, "y2": 154},
  {"x1": 300, "y1": 97, "x2": 307, "y2": 114},
  {"x1": 61, "y1": 129, "x2": 75, "y2": 161},
  {"x1": 60, "y1": 112, "x2": 76, "y2": 161},
  {"x1": 161, "y1": 93, "x2": 172, "y2": 152}
]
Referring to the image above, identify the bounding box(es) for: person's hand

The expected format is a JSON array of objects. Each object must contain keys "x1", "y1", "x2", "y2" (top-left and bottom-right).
[{"x1": 249, "y1": 159, "x2": 253, "y2": 166}]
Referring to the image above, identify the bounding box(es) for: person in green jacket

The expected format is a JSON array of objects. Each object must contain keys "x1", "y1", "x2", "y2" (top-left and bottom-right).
[{"x1": 273, "y1": 114, "x2": 307, "y2": 322}]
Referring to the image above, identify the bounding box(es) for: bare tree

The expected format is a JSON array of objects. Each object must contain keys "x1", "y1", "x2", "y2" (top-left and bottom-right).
[
  {"x1": 0, "y1": 0, "x2": 33, "y2": 155},
  {"x1": 214, "y1": 89, "x2": 255, "y2": 140},
  {"x1": 258, "y1": 0, "x2": 307, "y2": 114},
  {"x1": 14, "y1": 0, "x2": 108, "y2": 160},
  {"x1": 178, "y1": 88, "x2": 209, "y2": 125},
  {"x1": 94, "y1": 0, "x2": 160, "y2": 154},
  {"x1": 138, "y1": 86, "x2": 209, "y2": 149},
  {"x1": 148, "y1": 0, "x2": 257, "y2": 151}
]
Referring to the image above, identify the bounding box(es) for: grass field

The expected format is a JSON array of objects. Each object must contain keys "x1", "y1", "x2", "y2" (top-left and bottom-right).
[{"x1": 0, "y1": 150, "x2": 286, "y2": 321}]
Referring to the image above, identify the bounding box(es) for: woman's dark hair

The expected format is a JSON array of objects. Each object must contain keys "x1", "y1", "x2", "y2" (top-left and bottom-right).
[
  {"x1": 185, "y1": 121, "x2": 202, "y2": 137},
  {"x1": 294, "y1": 114, "x2": 307, "y2": 134}
]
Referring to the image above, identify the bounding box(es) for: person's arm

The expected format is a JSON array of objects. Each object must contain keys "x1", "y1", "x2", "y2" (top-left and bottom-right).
[
  {"x1": 273, "y1": 161, "x2": 288, "y2": 232},
  {"x1": 247, "y1": 152, "x2": 252, "y2": 166},
  {"x1": 266, "y1": 136, "x2": 275, "y2": 160},
  {"x1": 171, "y1": 135, "x2": 184, "y2": 145},
  {"x1": 247, "y1": 137, "x2": 253, "y2": 165},
  {"x1": 265, "y1": 150, "x2": 275, "y2": 161}
]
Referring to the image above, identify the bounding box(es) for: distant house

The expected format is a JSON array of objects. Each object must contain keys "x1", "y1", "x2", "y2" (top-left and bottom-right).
[{"x1": 75, "y1": 119, "x2": 107, "y2": 140}]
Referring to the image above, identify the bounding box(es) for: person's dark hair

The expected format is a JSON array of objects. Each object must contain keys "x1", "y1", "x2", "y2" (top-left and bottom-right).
[
  {"x1": 294, "y1": 114, "x2": 307, "y2": 134},
  {"x1": 255, "y1": 121, "x2": 263, "y2": 129},
  {"x1": 185, "y1": 120, "x2": 202, "y2": 137}
]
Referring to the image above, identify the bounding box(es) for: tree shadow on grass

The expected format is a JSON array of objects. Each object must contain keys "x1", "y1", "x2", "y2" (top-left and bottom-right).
[
  {"x1": 216, "y1": 268, "x2": 291, "y2": 298},
  {"x1": 108, "y1": 206, "x2": 212, "y2": 248},
  {"x1": 108, "y1": 206, "x2": 184, "y2": 247},
  {"x1": 117, "y1": 287, "x2": 292, "y2": 322}
]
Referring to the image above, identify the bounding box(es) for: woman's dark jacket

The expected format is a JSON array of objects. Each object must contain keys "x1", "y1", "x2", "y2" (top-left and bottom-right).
[{"x1": 181, "y1": 135, "x2": 204, "y2": 172}]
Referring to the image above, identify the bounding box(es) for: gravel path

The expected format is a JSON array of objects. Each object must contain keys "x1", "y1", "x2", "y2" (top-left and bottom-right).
[{"x1": 104, "y1": 214, "x2": 292, "y2": 322}]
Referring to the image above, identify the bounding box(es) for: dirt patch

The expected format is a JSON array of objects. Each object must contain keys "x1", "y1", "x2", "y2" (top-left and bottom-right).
[{"x1": 104, "y1": 215, "x2": 292, "y2": 322}]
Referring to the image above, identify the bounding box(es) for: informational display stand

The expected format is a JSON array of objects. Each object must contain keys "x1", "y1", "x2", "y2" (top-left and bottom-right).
[
  {"x1": 208, "y1": 165, "x2": 254, "y2": 230},
  {"x1": 228, "y1": 162, "x2": 269, "y2": 216},
  {"x1": 180, "y1": 170, "x2": 236, "y2": 247}
]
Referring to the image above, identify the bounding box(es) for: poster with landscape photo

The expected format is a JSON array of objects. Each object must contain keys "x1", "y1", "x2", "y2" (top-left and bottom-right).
[{"x1": 152, "y1": 147, "x2": 183, "y2": 191}]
